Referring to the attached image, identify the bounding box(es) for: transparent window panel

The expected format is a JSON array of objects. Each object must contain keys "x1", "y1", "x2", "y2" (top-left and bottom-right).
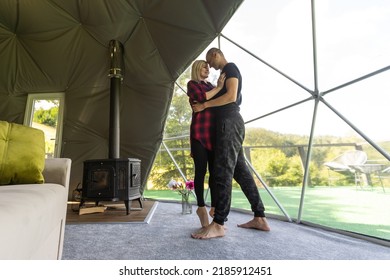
[
  {"x1": 303, "y1": 165, "x2": 390, "y2": 239},
  {"x1": 24, "y1": 93, "x2": 64, "y2": 158},
  {"x1": 31, "y1": 99, "x2": 59, "y2": 158},
  {"x1": 223, "y1": 0, "x2": 314, "y2": 89},
  {"x1": 298, "y1": 104, "x2": 390, "y2": 240},
  {"x1": 322, "y1": 71, "x2": 390, "y2": 153},
  {"x1": 317, "y1": 0, "x2": 390, "y2": 91}
]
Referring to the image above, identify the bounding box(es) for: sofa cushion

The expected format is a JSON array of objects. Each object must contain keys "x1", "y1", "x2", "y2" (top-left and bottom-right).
[{"x1": 0, "y1": 120, "x2": 45, "y2": 185}]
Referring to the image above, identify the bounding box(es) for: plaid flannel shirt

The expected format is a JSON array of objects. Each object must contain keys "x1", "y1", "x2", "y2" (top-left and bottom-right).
[{"x1": 187, "y1": 80, "x2": 215, "y2": 151}]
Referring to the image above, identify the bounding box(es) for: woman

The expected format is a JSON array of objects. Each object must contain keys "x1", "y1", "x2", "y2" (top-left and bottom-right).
[{"x1": 187, "y1": 60, "x2": 225, "y2": 228}]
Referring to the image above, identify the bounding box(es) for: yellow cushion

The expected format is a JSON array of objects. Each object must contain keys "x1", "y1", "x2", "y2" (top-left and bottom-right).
[{"x1": 0, "y1": 120, "x2": 45, "y2": 185}]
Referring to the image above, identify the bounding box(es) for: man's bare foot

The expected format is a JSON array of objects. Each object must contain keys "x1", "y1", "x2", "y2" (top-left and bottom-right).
[
  {"x1": 209, "y1": 207, "x2": 215, "y2": 218},
  {"x1": 196, "y1": 206, "x2": 209, "y2": 228},
  {"x1": 237, "y1": 217, "x2": 270, "y2": 231},
  {"x1": 191, "y1": 222, "x2": 225, "y2": 239}
]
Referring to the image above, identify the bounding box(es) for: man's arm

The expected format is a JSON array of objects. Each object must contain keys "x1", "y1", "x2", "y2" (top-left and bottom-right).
[{"x1": 192, "y1": 77, "x2": 238, "y2": 112}]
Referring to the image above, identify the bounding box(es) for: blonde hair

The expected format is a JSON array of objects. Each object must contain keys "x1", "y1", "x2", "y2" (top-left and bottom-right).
[{"x1": 190, "y1": 60, "x2": 207, "y2": 82}]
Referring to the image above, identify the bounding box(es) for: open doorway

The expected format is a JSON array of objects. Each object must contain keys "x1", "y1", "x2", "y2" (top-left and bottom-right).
[{"x1": 24, "y1": 93, "x2": 65, "y2": 158}]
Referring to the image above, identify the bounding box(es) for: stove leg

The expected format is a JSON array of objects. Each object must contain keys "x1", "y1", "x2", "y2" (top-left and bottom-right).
[
  {"x1": 124, "y1": 200, "x2": 130, "y2": 215},
  {"x1": 136, "y1": 197, "x2": 143, "y2": 209}
]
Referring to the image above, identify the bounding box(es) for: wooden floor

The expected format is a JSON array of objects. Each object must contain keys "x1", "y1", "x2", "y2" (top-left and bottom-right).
[{"x1": 66, "y1": 200, "x2": 156, "y2": 224}]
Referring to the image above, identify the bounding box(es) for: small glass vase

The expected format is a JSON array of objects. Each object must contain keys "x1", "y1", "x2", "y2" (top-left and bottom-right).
[{"x1": 181, "y1": 192, "x2": 192, "y2": 215}]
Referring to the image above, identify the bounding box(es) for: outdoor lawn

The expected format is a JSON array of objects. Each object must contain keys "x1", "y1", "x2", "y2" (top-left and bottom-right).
[{"x1": 144, "y1": 185, "x2": 390, "y2": 240}]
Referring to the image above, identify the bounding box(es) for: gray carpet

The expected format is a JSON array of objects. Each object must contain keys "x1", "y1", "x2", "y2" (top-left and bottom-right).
[{"x1": 62, "y1": 201, "x2": 390, "y2": 260}]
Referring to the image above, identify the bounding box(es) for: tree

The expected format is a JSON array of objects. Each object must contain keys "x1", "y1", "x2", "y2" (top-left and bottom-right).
[{"x1": 33, "y1": 100, "x2": 59, "y2": 127}]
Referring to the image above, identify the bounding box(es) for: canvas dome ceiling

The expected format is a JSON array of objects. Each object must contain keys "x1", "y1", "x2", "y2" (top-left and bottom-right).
[{"x1": 0, "y1": 0, "x2": 243, "y2": 196}]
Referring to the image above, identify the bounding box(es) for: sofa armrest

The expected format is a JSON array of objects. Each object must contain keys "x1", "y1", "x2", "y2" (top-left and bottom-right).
[{"x1": 42, "y1": 158, "x2": 72, "y2": 190}]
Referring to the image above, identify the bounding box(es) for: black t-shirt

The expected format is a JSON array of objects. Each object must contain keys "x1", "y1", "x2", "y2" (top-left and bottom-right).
[{"x1": 211, "y1": 62, "x2": 242, "y2": 113}]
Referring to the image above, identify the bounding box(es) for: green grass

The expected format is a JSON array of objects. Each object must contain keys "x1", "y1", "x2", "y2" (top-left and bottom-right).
[{"x1": 144, "y1": 186, "x2": 390, "y2": 240}]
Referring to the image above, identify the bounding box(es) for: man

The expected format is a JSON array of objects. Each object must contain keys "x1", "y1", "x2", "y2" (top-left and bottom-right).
[{"x1": 191, "y1": 48, "x2": 270, "y2": 239}]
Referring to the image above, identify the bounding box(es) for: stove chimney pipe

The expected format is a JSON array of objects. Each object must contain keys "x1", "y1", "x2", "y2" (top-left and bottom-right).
[{"x1": 108, "y1": 40, "x2": 124, "y2": 159}]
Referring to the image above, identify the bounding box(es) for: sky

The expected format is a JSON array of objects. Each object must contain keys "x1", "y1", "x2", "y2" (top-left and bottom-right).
[{"x1": 193, "y1": 0, "x2": 390, "y2": 142}]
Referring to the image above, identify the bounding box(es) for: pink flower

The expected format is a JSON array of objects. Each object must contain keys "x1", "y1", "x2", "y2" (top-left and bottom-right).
[{"x1": 185, "y1": 180, "x2": 194, "y2": 191}]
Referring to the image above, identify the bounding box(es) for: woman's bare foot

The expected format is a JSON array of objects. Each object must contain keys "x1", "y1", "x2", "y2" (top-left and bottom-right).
[
  {"x1": 196, "y1": 206, "x2": 209, "y2": 228},
  {"x1": 191, "y1": 222, "x2": 225, "y2": 239},
  {"x1": 237, "y1": 217, "x2": 270, "y2": 231},
  {"x1": 209, "y1": 207, "x2": 215, "y2": 218},
  {"x1": 192, "y1": 226, "x2": 207, "y2": 235}
]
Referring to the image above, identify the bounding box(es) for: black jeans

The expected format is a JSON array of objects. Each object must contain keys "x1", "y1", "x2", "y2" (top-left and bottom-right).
[
  {"x1": 191, "y1": 139, "x2": 215, "y2": 207},
  {"x1": 213, "y1": 110, "x2": 265, "y2": 225}
]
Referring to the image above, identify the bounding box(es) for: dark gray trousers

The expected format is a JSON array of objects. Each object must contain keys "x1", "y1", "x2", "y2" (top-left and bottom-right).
[{"x1": 213, "y1": 111, "x2": 265, "y2": 225}]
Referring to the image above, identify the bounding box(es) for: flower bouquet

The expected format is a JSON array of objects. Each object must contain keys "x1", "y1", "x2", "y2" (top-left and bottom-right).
[{"x1": 167, "y1": 179, "x2": 194, "y2": 214}]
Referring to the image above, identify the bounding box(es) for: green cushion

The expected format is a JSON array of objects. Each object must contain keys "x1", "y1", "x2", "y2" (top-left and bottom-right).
[{"x1": 0, "y1": 120, "x2": 45, "y2": 185}]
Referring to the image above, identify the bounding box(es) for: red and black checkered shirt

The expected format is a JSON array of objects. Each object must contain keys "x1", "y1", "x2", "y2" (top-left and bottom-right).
[{"x1": 187, "y1": 80, "x2": 215, "y2": 151}]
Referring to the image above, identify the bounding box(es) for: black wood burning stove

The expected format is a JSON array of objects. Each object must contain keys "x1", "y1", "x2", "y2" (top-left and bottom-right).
[
  {"x1": 80, "y1": 158, "x2": 142, "y2": 215},
  {"x1": 80, "y1": 40, "x2": 142, "y2": 215}
]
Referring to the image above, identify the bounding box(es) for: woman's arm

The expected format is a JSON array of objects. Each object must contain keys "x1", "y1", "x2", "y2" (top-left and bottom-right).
[
  {"x1": 187, "y1": 74, "x2": 225, "y2": 103},
  {"x1": 192, "y1": 77, "x2": 238, "y2": 112},
  {"x1": 187, "y1": 81, "x2": 207, "y2": 103},
  {"x1": 204, "y1": 73, "x2": 225, "y2": 100}
]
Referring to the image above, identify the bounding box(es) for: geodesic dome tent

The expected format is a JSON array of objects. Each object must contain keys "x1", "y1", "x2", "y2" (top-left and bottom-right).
[
  {"x1": 1, "y1": 0, "x2": 390, "y2": 244},
  {"x1": 0, "y1": 0, "x2": 243, "y2": 197}
]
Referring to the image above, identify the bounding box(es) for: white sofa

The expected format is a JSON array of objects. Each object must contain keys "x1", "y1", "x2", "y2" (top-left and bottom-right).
[{"x1": 0, "y1": 158, "x2": 71, "y2": 260}]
